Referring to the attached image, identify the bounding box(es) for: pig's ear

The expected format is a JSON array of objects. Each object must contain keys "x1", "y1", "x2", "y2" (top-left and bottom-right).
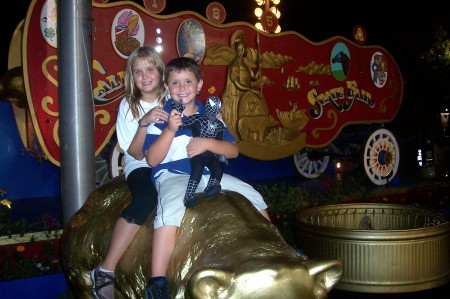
[
  {"x1": 304, "y1": 258, "x2": 344, "y2": 292},
  {"x1": 189, "y1": 268, "x2": 233, "y2": 299}
]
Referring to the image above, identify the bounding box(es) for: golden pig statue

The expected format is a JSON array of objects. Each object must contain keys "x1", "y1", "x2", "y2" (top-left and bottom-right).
[{"x1": 61, "y1": 175, "x2": 343, "y2": 298}]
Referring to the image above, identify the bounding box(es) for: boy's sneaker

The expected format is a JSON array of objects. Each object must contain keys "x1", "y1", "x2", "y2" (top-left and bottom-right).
[
  {"x1": 145, "y1": 276, "x2": 170, "y2": 299},
  {"x1": 90, "y1": 265, "x2": 115, "y2": 299}
]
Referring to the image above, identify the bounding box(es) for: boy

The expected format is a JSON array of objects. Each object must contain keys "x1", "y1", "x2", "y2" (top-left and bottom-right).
[{"x1": 143, "y1": 57, "x2": 270, "y2": 298}]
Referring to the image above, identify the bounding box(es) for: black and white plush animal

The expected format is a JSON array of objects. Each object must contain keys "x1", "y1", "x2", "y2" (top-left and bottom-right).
[{"x1": 172, "y1": 96, "x2": 227, "y2": 208}]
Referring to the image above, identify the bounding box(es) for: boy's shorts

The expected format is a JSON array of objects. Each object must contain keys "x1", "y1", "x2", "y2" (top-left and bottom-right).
[{"x1": 153, "y1": 170, "x2": 268, "y2": 229}]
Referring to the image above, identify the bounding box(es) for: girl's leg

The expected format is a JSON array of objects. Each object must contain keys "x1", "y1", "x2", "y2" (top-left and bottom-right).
[
  {"x1": 91, "y1": 219, "x2": 140, "y2": 299},
  {"x1": 101, "y1": 218, "x2": 141, "y2": 271},
  {"x1": 92, "y1": 168, "x2": 156, "y2": 299},
  {"x1": 102, "y1": 168, "x2": 157, "y2": 271}
]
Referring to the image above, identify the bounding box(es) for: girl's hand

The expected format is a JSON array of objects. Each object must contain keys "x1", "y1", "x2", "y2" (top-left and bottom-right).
[{"x1": 141, "y1": 107, "x2": 169, "y2": 125}]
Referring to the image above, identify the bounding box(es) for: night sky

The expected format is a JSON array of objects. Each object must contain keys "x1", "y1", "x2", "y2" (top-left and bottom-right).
[
  {"x1": 1, "y1": 0, "x2": 449, "y2": 137},
  {"x1": 2, "y1": 1, "x2": 449, "y2": 71}
]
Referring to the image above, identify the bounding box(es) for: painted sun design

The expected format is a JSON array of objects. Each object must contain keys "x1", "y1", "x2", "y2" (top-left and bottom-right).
[{"x1": 369, "y1": 138, "x2": 395, "y2": 177}]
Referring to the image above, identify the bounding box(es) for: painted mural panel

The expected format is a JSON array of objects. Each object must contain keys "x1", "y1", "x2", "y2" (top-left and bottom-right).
[{"x1": 23, "y1": 0, "x2": 403, "y2": 165}]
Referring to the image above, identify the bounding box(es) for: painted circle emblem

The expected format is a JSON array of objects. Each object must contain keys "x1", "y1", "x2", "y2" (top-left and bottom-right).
[
  {"x1": 330, "y1": 42, "x2": 351, "y2": 81},
  {"x1": 370, "y1": 51, "x2": 388, "y2": 88},
  {"x1": 353, "y1": 25, "x2": 366, "y2": 44},
  {"x1": 40, "y1": 0, "x2": 58, "y2": 48},
  {"x1": 261, "y1": 11, "x2": 278, "y2": 32},
  {"x1": 176, "y1": 19, "x2": 206, "y2": 63},
  {"x1": 111, "y1": 10, "x2": 145, "y2": 59},
  {"x1": 206, "y1": 2, "x2": 226, "y2": 24},
  {"x1": 143, "y1": 0, "x2": 166, "y2": 14}
]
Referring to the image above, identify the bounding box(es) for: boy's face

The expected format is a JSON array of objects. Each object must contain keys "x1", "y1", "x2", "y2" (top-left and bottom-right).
[{"x1": 165, "y1": 69, "x2": 203, "y2": 106}]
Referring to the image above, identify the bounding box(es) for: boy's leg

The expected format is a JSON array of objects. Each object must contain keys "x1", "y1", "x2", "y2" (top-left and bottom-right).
[
  {"x1": 146, "y1": 226, "x2": 175, "y2": 299},
  {"x1": 147, "y1": 171, "x2": 188, "y2": 299},
  {"x1": 154, "y1": 171, "x2": 190, "y2": 227},
  {"x1": 219, "y1": 174, "x2": 270, "y2": 220},
  {"x1": 150, "y1": 225, "x2": 177, "y2": 277}
]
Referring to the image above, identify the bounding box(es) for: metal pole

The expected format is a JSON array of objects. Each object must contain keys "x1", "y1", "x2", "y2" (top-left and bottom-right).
[{"x1": 58, "y1": 0, "x2": 95, "y2": 225}]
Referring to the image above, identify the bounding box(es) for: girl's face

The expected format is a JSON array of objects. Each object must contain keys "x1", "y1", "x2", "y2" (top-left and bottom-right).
[
  {"x1": 165, "y1": 69, "x2": 203, "y2": 108},
  {"x1": 132, "y1": 57, "x2": 162, "y2": 102}
]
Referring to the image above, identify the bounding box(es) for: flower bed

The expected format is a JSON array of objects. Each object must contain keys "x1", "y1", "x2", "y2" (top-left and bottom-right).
[
  {"x1": 1, "y1": 190, "x2": 63, "y2": 281},
  {"x1": 0, "y1": 230, "x2": 63, "y2": 280}
]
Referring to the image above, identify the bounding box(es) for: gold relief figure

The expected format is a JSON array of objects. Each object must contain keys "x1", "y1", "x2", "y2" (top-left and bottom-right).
[
  {"x1": 221, "y1": 30, "x2": 268, "y2": 137},
  {"x1": 203, "y1": 44, "x2": 235, "y2": 65},
  {"x1": 238, "y1": 114, "x2": 279, "y2": 142},
  {"x1": 283, "y1": 75, "x2": 300, "y2": 90},
  {"x1": 203, "y1": 39, "x2": 293, "y2": 69},
  {"x1": 259, "y1": 51, "x2": 294, "y2": 68},
  {"x1": 0, "y1": 66, "x2": 27, "y2": 108},
  {"x1": 276, "y1": 103, "x2": 309, "y2": 131},
  {"x1": 296, "y1": 61, "x2": 331, "y2": 75},
  {"x1": 210, "y1": 30, "x2": 308, "y2": 159},
  {"x1": 0, "y1": 66, "x2": 47, "y2": 160},
  {"x1": 309, "y1": 80, "x2": 320, "y2": 87}
]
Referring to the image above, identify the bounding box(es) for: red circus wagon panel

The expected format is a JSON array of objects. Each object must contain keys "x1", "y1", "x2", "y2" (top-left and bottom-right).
[{"x1": 22, "y1": 0, "x2": 403, "y2": 185}]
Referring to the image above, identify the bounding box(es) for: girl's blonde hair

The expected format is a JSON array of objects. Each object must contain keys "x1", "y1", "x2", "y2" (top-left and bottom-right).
[{"x1": 124, "y1": 46, "x2": 167, "y2": 119}]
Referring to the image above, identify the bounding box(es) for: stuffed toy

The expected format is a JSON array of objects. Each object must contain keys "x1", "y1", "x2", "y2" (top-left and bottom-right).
[{"x1": 171, "y1": 96, "x2": 227, "y2": 208}]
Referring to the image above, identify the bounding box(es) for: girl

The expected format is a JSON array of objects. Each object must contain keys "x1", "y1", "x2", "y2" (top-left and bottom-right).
[{"x1": 90, "y1": 46, "x2": 168, "y2": 299}]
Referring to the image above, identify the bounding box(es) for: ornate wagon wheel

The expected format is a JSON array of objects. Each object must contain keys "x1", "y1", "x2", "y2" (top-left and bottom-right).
[
  {"x1": 362, "y1": 128, "x2": 400, "y2": 185},
  {"x1": 95, "y1": 155, "x2": 109, "y2": 187},
  {"x1": 293, "y1": 148, "x2": 330, "y2": 179},
  {"x1": 108, "y1": 141, "x2": 125, "y2": 179},
  {"x1": 95, "y1": 137, "x2": 124, "y2": 187}
]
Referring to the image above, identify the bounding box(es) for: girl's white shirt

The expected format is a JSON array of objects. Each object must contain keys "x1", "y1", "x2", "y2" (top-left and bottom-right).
[{"x1": 116, "y1": 96, "x2": 158, "y2": 178}]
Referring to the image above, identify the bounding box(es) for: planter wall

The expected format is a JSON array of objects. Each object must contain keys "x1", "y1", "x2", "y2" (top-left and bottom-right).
[{"x1": 295, "y1": 203, "x2": 450, "y2": 293}]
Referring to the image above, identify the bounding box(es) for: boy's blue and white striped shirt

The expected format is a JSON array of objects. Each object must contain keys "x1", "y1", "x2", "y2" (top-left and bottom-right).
[{"x1": 143, "y1": 98, "x2": 235, "y2": 181}]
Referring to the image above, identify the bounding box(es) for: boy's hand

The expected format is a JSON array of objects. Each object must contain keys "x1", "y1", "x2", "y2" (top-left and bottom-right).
[
  {"x1": 186, "y1": 137, "x2": 208, "y2": 158},
  {"x1": 167, "y1": 109, "x2": 183, "y2": 132}
]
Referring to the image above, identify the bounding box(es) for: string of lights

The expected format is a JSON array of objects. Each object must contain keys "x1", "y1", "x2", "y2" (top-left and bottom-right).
[{"x1": 254, "y1": 0, "x2": 281, "y2": 33}]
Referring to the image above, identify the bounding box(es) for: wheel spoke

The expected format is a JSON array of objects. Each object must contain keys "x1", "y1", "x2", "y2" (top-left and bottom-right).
[{"x1": 294, "y1": 149, "x2": 330, "y2": 179}]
